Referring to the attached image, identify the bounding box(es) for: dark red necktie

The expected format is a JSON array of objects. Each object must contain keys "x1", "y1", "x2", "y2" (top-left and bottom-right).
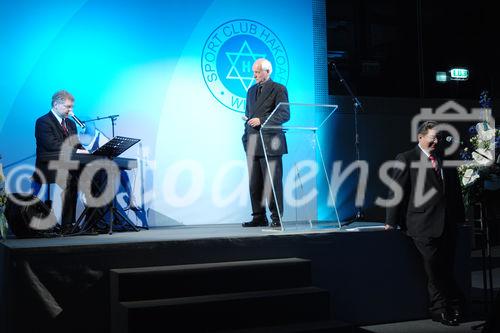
[
  {"x1": 429, "y1": 154, "x2": 441, "y2": 178},
  {"x1": 61, "y1": 119, "x2": 68, "y2": 136}
]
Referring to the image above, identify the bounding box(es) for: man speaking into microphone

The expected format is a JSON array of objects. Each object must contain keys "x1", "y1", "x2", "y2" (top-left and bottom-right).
[{"x1": 33, "y1": 90, "x2": 88, "y2": 234}]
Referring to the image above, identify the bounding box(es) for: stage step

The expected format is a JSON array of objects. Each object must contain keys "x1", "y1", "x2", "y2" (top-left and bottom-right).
[
  {"x1": 117, "y1": 286, "x2": 331, "y2": 333},
  {"x1": 110, "y1": 258, "x2": 332, "y2": 333},
  {"x1": 110, "y1": 257, "x2": 311, "y2": 301},
  {"x1": 224, "y1": 319, "x2": 357, "y2": 333}
]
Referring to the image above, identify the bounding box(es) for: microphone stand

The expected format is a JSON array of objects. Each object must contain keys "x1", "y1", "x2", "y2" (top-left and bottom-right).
[
  {"x1": 79, "y1": 114, "x2": 129, "y2": 233},
  {"x1": 82, "y1": 114, "x2": 120, "y2": 138},
  {"x1": 329, "y1": 61, "x2": 365, "y2": 226}
]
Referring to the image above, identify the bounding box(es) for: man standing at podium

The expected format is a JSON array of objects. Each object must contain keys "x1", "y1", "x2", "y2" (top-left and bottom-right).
[
  {"x1": 242, "y1": 58, "x2": 290, "y2": 228},
  {"x1": 33, "y1": 90, "x2": 85, "y2": 234}
]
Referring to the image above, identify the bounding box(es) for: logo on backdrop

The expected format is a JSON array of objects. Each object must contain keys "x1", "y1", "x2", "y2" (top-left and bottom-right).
[{"x1": 202, "y1": 19, "x2": 289, "y2": 113}]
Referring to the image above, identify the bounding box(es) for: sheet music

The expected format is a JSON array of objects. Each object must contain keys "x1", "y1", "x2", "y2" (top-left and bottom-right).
[{"x1": 92, "y1": 136, "x2": 140, "y2": 157}]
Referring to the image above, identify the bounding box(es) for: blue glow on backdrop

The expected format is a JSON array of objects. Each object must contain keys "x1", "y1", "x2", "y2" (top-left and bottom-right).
[{"x1": 0, "y1": 0, "x2": 337, "y2": 225}]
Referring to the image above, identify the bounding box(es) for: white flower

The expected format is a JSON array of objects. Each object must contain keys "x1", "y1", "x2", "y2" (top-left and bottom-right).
[
  {"x1": 472, "y1": 148, "x2": 494, "y2": 166},
  {"x1": 476, "y1": 122, "x2": 496, "y2": 141},
  {"x1": 462, "y1": 168, "x2": 480, "y2": 186}
]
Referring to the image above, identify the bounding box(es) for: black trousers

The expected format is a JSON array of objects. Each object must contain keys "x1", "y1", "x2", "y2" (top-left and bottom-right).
[
  {"x1": 246, "y1": 154, "x2": 283, "y2": 221},
  {"x1": 57, "y1": 170, "x2": 79, "y2": 227},
  {"x1": 51, "y1": 169, "x2": 104, "y2": 228},
  {"x1": 483, "y1": 290, "x2": 500, "y2": 332},
  {"x1": 411, "y1": 226, "x2": 463, "y2": 314}
]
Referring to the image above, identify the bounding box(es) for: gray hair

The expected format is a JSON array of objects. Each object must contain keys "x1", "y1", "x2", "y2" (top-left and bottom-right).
[
  {"x1": 258, "y1": 58, "x2": 273, "y2": 74},
  {"x1": 417, "y1": 121, "x2": 438, "y2": 137},
  {"x1": 51, "y1": 90, "x2": 74, "y2": 107}
]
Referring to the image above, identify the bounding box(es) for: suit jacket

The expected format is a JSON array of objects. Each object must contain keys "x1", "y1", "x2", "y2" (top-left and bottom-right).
[
  {"x1": 33, "y1": 111, "x2": 83, "y2": 183},
  {"x1": 385, "y1": 146, "x2": 465, "y2": 238},
  {"x1": 242, "y1": 79, "x2": 290, "y2": 157}
]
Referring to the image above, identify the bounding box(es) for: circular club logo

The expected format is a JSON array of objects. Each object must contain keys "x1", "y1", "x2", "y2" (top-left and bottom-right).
[{"x1": 202, "y1": 19, "x2": 289, "y2": 113}]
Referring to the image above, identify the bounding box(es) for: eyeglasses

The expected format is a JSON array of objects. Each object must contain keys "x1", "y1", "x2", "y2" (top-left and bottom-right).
[
  {"x1": 59, "y1": 103, "x2": 73, "y2": 109},
  {"x1": 424, "y1": 135, "x2": 439, "y2": 142}
]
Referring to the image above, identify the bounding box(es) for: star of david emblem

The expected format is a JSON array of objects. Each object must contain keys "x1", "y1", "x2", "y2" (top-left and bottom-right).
[
  {"x1": 202, "y1": 19, "x2": 289, "y2": 112},
  {"x1": 225, "y1": 41, "x2": 266, "y2": 92}
]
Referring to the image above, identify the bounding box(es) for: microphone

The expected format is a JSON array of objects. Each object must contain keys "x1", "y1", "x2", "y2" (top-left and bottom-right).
[
  {"x1": 69, "y1": 112, "x2": 86, "y2": 129},
  {"x1": 445, "y1": 136, "x2": 463, "y2": 144}
]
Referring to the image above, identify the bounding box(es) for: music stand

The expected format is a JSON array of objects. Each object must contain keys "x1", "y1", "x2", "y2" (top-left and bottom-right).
[
  {"x1": 73, "y1": 136, "x2": 141, "y2": 235},
  {"x1": 92, "y1": 136, "x2": 141, "y2": 157}
]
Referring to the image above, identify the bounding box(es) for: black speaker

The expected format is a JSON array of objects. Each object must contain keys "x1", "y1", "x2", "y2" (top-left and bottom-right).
[{"x1": 5, "y1": 193, "x2": 58, "y2": 238}]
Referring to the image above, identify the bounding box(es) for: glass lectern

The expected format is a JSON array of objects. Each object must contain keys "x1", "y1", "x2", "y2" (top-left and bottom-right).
[{"x1": 260, "y1": 102, "x2": 340, "y2": 232}]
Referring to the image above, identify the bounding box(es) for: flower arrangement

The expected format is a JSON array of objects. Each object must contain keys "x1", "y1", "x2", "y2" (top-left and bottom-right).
[
  {"x1": 0, "y1": 159, "x2": 8, "y2": 240},
  {"x1": 457, "y1": 91, "x2": 500, "y2": 209}
]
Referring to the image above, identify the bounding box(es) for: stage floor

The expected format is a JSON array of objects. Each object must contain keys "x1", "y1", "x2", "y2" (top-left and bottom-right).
[{"x1": 1, "y1": 221, "x2": 386, "y2": 249}]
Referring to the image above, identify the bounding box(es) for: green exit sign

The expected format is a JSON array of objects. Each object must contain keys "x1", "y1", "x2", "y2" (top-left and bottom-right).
[{"x1": 449, "y1": 68, "x2": 469, "y2": 80}]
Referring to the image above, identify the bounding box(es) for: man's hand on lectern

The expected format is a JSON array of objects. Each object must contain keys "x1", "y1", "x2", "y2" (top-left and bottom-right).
[{"x1": 248, "y1": 117, "x2": 261, "y2": 128}]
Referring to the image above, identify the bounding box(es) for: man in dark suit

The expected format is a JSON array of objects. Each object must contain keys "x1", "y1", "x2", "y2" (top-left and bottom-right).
[
  {"x1": 33, "y1": 90, "x2": 86, "y2": 234},
  {"x1": 385, "y1": 121, "x2": 465, "y2": 326},
  {"x1": 242, "y1": 58, "x2": 290, "y2": 228}
]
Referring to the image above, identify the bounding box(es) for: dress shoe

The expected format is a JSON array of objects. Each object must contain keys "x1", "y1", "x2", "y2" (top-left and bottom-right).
[
  {"x1": 242, "y1": 219, "x2": 268, "y2": 227},
  {"x1": 270, "y1": 220, "x2": 281, "y2": 228},
  {"x1": 60, "y1": 224, "x2": 77, "y2": 235},
  {"x1": 450, "y1": 306, "x2": 462, "y2": 321},
  {"x1": 52, "y1": 224, "x2": 62, "y2": 234},
  {"x1": 80, "y1": 228, "x2": 100, "y2": 236},
  {"x1": 431, "y1": 311, "x2": 459, "y2": 326}
]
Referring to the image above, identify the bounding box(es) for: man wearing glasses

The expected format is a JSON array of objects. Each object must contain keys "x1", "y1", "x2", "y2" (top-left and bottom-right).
[
  {"x1": 385, "y1": 121, "x2": 466, "y2": 326},
  {"x1": 33, "y1": 90, "x2": 86, "y2": 234}
]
